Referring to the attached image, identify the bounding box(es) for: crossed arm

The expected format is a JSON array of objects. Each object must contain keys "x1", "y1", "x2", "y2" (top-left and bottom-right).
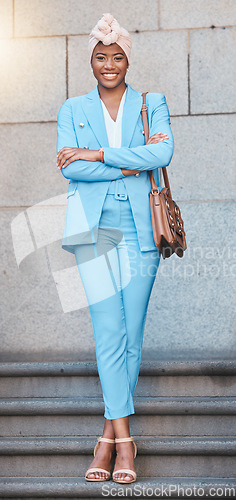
[{"x1": 57, "y1": 95, "x2": 173, "y2": 182}]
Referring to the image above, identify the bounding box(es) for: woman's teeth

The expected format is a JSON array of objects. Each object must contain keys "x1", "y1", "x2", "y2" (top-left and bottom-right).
[{"x1": 103, "y1": 73, "x2": 118, "y2": 78}]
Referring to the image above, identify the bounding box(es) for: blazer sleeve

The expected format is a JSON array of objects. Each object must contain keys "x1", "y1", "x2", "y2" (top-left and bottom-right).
[
  {"x1": 103, "y1": 94, "x2": 174, "y2": 171},
  {"x1": 57, "y1": 99, "x2": 125, "y2": 182}
]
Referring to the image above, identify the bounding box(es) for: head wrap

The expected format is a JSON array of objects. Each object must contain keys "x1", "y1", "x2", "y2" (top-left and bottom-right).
[{"x1": 89, "y1": 13, "x2": 132, "y2": 64}]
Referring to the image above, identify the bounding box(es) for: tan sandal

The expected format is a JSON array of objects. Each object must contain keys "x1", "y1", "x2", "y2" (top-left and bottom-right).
[
  {"x1": 85, "y1": 436, "x2": 115, "y2": 482},
  {"x1": 112, "y1": 436, "x2": 137, "y2": 484}
]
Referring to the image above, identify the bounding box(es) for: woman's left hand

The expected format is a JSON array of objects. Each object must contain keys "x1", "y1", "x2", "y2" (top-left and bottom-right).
[
  {"x1": 146, "y1": 132, "x2": 169, "y2": 145},
  {"x1": 57, "y1": 147, "x2": 99, "y2": 169}
]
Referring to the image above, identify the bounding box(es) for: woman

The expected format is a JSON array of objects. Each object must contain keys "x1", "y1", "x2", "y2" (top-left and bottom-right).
[{"x1": 57, "y1": 13, "x2": 174, "y2": 484}]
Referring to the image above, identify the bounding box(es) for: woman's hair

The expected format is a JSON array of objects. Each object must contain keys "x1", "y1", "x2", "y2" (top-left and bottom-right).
[{"x1": 88, "y1": 13, "x2": 132, "y2": 63}]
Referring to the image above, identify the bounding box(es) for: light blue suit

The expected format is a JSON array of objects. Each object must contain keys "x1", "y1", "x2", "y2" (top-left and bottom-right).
[
  {"x1": 57, "y1": 83, "x2": 174, "y2": 420},
  {"x1": 57, "y1": 83, "x2": 174, "y2": 254}
]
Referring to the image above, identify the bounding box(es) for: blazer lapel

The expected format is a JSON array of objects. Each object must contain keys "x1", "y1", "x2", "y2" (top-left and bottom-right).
[
  {"x1": 81, "y1": 86, "x2": 109, "y2": 147},
  {"x1": 122, "y1": 84, "x2": 143, "y2": 147}
]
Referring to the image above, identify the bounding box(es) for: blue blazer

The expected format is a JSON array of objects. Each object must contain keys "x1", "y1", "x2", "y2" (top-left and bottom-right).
[{"x1": 57, "y1": 83, "x2": 174, "y2": 254}]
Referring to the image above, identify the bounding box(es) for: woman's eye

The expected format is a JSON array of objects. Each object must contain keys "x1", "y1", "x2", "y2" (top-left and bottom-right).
[{"x1": 115, "y1": 57, "x2": 123, "y2": 61}]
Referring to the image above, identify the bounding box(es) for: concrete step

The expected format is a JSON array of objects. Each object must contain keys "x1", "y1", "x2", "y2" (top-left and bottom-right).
[
  {"x1": 0, "y1": 477, "x2": 235, "y2": 498},
  {"x1": 0, "y1": 437, "x2": 235, "y2": 478},
  {"x1": 1, "y1": 375, "x2": 235, "y2": 398},
  {"x1": 2, "y1": 414, "x2": 236, "y2": 438},
  {"x1": 0, "y1": 498, "x2": 228, "y2": 500},
  {"x1": 0, "y1": 454, "x2": 235, "y2": 478},
  {"x1": 1, "y1": 397, "x2": 236, "y2": 440},
  {"x1": 0, "y1": 397, "x2": 236, "y2": 416},
  {"x1": 0, "y1": 498, "x2": 226, "y2": 500},
  {"x1": 1, "y1": 360, "x2": 236, "y2": 376},
  {"x1": 1, "y1": 361, "x2": 235, "y2": 398},
  {"x1": 1, "y1": 436, "x2": 235, "y2": 455}
]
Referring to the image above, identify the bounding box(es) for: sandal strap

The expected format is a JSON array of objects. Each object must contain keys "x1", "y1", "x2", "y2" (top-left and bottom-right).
[
  {"x1": 115, "y1": 436, "x2": 134, "y2": 443},
  {"x1": 94, "y1": 436, "x2": 115, "y2": 457},
  {"x1": 115, "y1": 436, "x2": 137, "y2": 458},
  {"x1": 113, "y1": 468, "x2": 136, "y2": 480},
  {"x1": 98, "y1": 436, "x2": 115, "y2": 444},
  {"x1": 86, "y1": 467, "x2": 110, "y2": 475}
]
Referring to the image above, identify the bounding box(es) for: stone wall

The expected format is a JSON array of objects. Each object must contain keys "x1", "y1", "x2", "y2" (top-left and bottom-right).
[{"x1": 0, "y1": 0, "x2": 235, "y2": 361}]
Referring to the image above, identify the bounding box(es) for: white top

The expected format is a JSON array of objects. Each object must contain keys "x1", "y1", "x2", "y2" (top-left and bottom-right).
[{"x1": 100, "y1": 87, "x2": 127, "y2": 148}]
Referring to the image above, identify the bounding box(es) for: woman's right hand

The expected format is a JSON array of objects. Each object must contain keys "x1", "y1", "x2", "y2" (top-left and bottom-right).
[
  {"x1": 121, "y1": 168, "x2": 140, "y2": 176},
  {"x1": 121, "y1": 132, "x2": 169, "y2": 176}
]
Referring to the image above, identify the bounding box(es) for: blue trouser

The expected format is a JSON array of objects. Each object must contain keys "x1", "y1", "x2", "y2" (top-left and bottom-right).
[{"x1": 74, "y1": 182, "x2": 161, "y2": 420}]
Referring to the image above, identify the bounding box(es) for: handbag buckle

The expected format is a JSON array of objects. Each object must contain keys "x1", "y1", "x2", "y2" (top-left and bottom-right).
[{"x1": 151, "y1": 188, "x2": 160, "y2": 195}]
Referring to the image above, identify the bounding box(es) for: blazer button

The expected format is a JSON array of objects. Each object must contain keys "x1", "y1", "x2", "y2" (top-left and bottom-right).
[
  {"x1": 135, "y1": 173, "x2": 140, "y2": 177},
  {"x1": 142, "y1": 130, "x2": 145, "y2": 135},
  {"x1": 84, "y1": 146, "x2": 89, "y2": 149},
  {"x1": 79, "y1": 122, "x2": 84, "y2": 127}
]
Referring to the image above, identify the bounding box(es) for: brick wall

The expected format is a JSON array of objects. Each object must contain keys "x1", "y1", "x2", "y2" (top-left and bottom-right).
[{"x1": 0, "y1": 1, "x2": 235, "y2": 361}]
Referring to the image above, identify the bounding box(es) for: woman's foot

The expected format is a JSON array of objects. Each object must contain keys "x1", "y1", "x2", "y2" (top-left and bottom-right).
[
  {"x1": 113, "y1": 440, "x2": 136, "y2": 482},
  {"x1": 86, "y1": 439, "x2": 115, "y2": 480}
]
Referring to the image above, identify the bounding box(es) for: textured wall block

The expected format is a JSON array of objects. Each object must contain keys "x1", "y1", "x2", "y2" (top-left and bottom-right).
[
  {"x1": 15, "y1": 0, "x2": 158, "y2": 37},
  {"x1": 0, "y1": 123, "x2": 68, "y2": 206},
  {"x1": 146, "y1": 200, "x2": 236, "y2": 360},
  {"x1": 0, "y1": 38, "x2": 66, "y2": 123},
  {"x1": 127, "y1": 31, "x2": 188, "y2": 115},
  {"x1": 169, "y1": 114, "x2": 236, "y2": 201},
  {"x1": 69, "y1": 31, "x2": 188, "y2": 115},
  {"x1": 160, "y1": 0, "x2": 236, "y2": 29},
  {"x1": 0, "y1": 208, "x2": 95, "y2": 362},
  {"x1": 190, "y1": 28, "x2": 236, "y2": 114},
  {"x1": 68, "y1": 36, "x2": 98, "y2": 97},
  {"x1": 0, "y1": 0, "x2": 12, "y2": 38}
]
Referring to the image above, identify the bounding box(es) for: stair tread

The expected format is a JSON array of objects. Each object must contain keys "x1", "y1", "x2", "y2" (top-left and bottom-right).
[
  {"x1": 1, "y1": 396, "x2": 236, "y2": 401},
  {"x1": 0, "y1": 436, "x2": 235, "y2": 455},
  {"x1": 0, "y1": 476, "x2": 235, "y2": 498},
  {"x1": 2, "y1": 435, "x2": 236, "y2": 440},
  {"x1": 0, "y1": 360, "x2": 236, "y2": 377},
  {"x1": 0, "y1": 396, "x2": 235, "y2": 417}
]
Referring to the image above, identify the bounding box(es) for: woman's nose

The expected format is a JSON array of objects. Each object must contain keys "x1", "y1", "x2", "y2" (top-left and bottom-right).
[{"x1": 104, "y1": 59, "x2": 114, "y2": 69}]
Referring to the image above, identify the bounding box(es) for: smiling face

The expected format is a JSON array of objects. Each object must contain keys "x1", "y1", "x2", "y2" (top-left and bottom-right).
[{"x1": 91, "y1": 42, "x2": 129, "y2": 89}]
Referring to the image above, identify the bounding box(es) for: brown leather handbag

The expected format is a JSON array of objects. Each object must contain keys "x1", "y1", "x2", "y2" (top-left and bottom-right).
[{"x1": 141, "y1": 92, "x2": 187, "y2": 259}]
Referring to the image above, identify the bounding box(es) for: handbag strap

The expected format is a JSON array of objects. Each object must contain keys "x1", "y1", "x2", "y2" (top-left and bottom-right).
[{"x1": 141, "y1": 92, "x2": 172, "y2": 198}]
